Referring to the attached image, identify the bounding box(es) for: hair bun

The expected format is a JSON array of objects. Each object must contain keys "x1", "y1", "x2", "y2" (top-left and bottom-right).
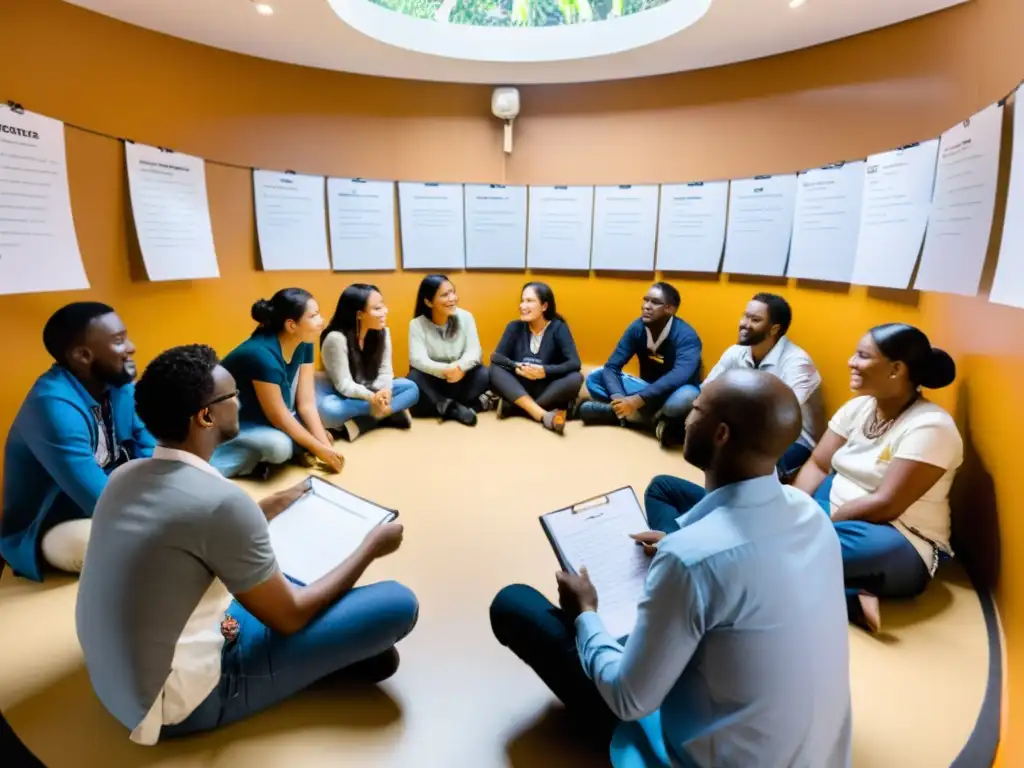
[
  {"x1": 251, "y1": 298, "x2": 274, "y2": 325},
  {"x1": 920, "y1": 347, "x2": 956, "y2": 389}
]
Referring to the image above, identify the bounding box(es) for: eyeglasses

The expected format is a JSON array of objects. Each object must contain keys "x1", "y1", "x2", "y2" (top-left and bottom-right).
[{"x1": 201, "y1": 390, "x2": 239, "y2": 410}]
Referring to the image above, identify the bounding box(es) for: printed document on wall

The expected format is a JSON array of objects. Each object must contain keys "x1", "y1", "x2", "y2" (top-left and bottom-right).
[
  {"x1": 656, "y1": 181, "x2": 728, "y2": 273},
  {"x1": 328, "y1": 178, "x2": 396, "y2": 271},
  {"x1": 527, "y1": 186, "x2": 594, "y2": 271},
  {"x1": 125, "y1": 143, "x2": 219, "y2": 281},
  {"x1": 0, "y1": 108, "x2": 88, "y2": 295},
  {"x1": 398, "y1": 182, "x2": 465, "y2": 269},
  {"x1": 591, "y1": 185, "x2": 659, "y2": 271},
  {"x1": 990, "y1": 98, "x2": 1024, "y2": 309},
  {"x1": 787, "y1": 161, "x2": 865, "y2": 283},
  {"x1": 464, "y1": 184, "x2": 526, "y2": 269},
  {"x1": 851, "y1": 141, "x2": 939, "y2": 289},
  {"x1": 915, "y1": 102, "x2": 1003, "y2": 296},
  {"x1": 722, "y1": 174, "x2": 797, "y2": 277},
  {"x1": 253, "y1": 170, "x2": 330, "y2": 271}
]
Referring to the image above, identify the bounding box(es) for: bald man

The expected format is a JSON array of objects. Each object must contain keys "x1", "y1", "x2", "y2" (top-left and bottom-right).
[{"x1": 490, "y1": 370, "x2": 852, "y2": 768}]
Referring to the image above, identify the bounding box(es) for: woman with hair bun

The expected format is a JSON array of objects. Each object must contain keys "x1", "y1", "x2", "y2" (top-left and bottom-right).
[
  {"x1": 794, "y1": 323, "x2": 963, "y2": 633},
  {"x1": 211, "y1": 288, "x2": 344, "y2": 478}
]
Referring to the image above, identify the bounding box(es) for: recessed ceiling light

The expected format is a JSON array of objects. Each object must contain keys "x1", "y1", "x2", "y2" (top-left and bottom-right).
[
  {"x1": 253, "y1": 2, "x2": 274, "y2": 14},
  {"x1": 789, "y1": 0, "x2": 807, "y2": 7}
]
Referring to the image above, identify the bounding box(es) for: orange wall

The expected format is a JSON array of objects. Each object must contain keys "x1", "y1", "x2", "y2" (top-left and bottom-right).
[{"x1": 1, "y1": 0, "x2": 1022, "y2": 762}]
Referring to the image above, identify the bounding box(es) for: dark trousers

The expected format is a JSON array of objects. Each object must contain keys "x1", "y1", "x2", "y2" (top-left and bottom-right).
[
  {"x1": 488, "y1": 477, "x2": 705, "y2": 750},
  {"x1": 489, "y1": 365, "x2": 583, "y2": 411},
  {"x1": 407, "y1": 366, "x2": 490, "y2": 418}
]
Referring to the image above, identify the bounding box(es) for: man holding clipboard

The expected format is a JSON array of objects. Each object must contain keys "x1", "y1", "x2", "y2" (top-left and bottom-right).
[{"x1": 491, "y1": 369, "x2": 851, "y2": 768}]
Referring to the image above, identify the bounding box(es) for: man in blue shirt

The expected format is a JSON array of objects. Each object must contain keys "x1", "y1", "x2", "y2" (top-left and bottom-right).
[
  {"x1": 1, "y1": 302, "x2": 154, "y2": 581},
  {"x1": 491, "y1": 369, "x2": 852, "y2": 768},
  {"x1": 578, "y1": 282, "x2": 702, "y2": 447}
]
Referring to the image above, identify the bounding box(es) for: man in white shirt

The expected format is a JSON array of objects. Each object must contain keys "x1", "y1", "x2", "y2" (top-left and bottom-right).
[
  {"x1": 76, "y1": 344, "x2": 418, "y2": 745},
  {"x1": 703, "y1": 293, "x2": 824, "y2": 477}
]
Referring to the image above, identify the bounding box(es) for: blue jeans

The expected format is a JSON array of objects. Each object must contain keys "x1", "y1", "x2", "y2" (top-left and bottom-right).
[
  {"x1": 643, "y1": 474, "x2": 706, "y2": 534},
  {"x1": 813, "y1": 475, "x2": 930, "y2": 623},
  {"x1": 585, "y1": 368, "x2": 698, "y2": 423},
  {"x1": 161, "y1": 580, "x2": 419, "y2": 738},
  {"x1": 315, "y1": 376, "x2": 420, "y2": 432},
  {"x1": 778, "y1": 442, "x2": 813, "y2": 477},
  {"x1": 210, "y1": 422, "x2": 298, "y2": 478}
]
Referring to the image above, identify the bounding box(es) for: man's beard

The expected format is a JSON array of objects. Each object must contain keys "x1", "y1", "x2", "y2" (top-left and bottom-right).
[
  {"x1": 682, "y1": 431, "x2": 713, "y2": 470},
  {"x1": 738, "y1": 329, "x2": 768, "y2": 347},
  {"x1": 93, "y1": 360, "x2": 135, "y2": 387}
]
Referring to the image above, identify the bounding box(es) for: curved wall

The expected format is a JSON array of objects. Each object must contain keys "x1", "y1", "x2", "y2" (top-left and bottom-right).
[{"x1": 1, "y1": 0, "x2": 1020, "y2": 762}]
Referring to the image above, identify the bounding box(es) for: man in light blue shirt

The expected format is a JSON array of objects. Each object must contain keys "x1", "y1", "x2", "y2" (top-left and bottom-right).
[{"x1": 491, "y1": 369, "x2": 852, "y2": 767}]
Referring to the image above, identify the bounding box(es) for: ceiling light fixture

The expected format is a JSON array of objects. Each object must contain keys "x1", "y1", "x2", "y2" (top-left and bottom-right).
[
  {"x1": 788, "y1": 0, "x2": 807, "y2": 7},
  {"x1": 253, "y1": 2, "x2": 274, "y2": 15}
]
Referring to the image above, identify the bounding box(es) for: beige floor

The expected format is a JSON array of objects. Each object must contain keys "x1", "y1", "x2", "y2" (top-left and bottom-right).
[{"x1": 0, "y1": 415, "x2": 991, "y2": 767}]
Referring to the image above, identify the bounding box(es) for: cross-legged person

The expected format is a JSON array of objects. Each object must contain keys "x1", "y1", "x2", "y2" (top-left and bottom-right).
[
  {"x1": 1, "y1": 303, "x2": 154, "y2": 581},
  {"x1": 793, "y1": 323, "x2": 963, "y2": 633},
  {"x1": 407, "y1": 274, "x2": 490, "y2": 426},
  {"x1": 317, "y1": 283, "x2": 420, "y2": 442},
  {"x1": 76, "y1": 344, "x2": 418, "y2": 746},
  {"x1": 489, "y1": 282, "x2": 583, "y2": 435},
  {"x1": 578, "y1": 282, "x2": 702, "y2": 447},
  {"x1": 210, "y1": 288, "x2": 344, "y2": 478},
  {"x1": 491, "y1": 369, "x2": 851, "y2": 768}
]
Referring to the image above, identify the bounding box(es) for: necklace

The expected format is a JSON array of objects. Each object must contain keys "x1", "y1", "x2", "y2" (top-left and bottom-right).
[{"x1": 863, "y1": 393, "x2": 919, "y2": 439}]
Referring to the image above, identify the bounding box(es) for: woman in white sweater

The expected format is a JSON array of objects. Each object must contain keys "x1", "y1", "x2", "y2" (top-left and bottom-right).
[
  {"x1": 407, "y1": 274, "x2": 490, "y2": 426},
  {"x1": 315, "y1": 284, "x2": 420, "y2": 442}
]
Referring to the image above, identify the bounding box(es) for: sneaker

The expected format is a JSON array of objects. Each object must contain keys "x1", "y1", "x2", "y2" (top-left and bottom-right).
[
  {"x1": 342, "y1": 419, "x2": 361, "y2": 443},
  {"x1": 477, "y1": 392, "x2": 498, "y2": 412},
  {"x1": 385, "y1": 410, "x2": 413, "y2": 430},
  {"x1": 445, "y1": 400, "x2": 478, "y2": 426},
  {"x1": 542, "y1": 409, "x2": 567, "y2": 435},
  {"x1": 496, "y1": 398, "x2": 516, "y2": 420},
  {"x1": 657, "y1": 418, "x2": 686, "y2": 448},
  {"x1": 577, "y1": 400, "x2": 619, "y2": 426}
]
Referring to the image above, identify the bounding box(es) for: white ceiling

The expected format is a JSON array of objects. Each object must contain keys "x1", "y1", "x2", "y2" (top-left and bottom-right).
[{"x1": 65, "y1": 0, "x2": 970, "y2": 85}]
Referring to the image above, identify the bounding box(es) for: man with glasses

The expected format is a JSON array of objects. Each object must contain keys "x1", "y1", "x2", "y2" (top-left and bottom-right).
[
  {"x1": 1, "y1": 302, "x2": 154, "y2": 581},
  {"x1": 76, "y1": 344, "x2": 418, "y2": 745},
  {"x1": 577, "y1": 282, "x2": 703, "y2": 447}
]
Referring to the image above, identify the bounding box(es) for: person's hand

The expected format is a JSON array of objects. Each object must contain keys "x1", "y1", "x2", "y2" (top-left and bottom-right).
[
  {"x1": 314, "y1": 444, "x2": 345, "y2": 473},
  {"x1": 258, "y1": 477, "x2": 312, "y2": 519},
  {"x1": 629, "y1": 530, "x2": 666, "y2": 557},
  {"x1": 612, "y1": 394, "x2": 644, "y2": 419},
  {"x1": 370, "y1": 389, "x2": 391, "y2": 419},
  {"x1": 517, "y1": 363, "x2": 546, "y2": 380},
  {"x1": 556, "y1": 568, "x2": 599, "y2": 618},
  {"x1": 443, "y1": 366, "x2": 465, "y2": 384},
  {"x1": 362, "y1": 522, "x2": 404, "y2": 559}
]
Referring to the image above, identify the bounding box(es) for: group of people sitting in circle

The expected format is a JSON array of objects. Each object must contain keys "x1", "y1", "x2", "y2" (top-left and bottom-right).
[{"x1": 0, "y1": 274, "x2": 963, "y2": 765}]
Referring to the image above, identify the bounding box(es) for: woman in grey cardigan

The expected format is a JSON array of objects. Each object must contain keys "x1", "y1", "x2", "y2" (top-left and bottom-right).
[
  {"x1": 407, "y1": 274, "x2": 490, "y2": 426},
  {"x1": 316, "y1": 284, "x2": 420, "y2": 442}
]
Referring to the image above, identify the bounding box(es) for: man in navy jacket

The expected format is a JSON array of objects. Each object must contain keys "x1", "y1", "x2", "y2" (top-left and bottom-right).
[
  {"x1": 579, "y1": 283, "x2": 702, "y2": 446},
  {"x1": 1, "y1": 302, "x2": 154, "y2": 581}
]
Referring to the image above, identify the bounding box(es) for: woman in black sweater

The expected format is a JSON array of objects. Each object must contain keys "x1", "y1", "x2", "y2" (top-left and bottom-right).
[{"x1": 489, "y1": 282, "x2": 583, "y2": 435}]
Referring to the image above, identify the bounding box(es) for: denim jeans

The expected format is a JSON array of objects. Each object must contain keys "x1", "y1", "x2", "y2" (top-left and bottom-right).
[
  {"x1": 210, "y1": 422, "x2": 298, "y2": 478},
  {"x1": 314, "y1": 376, "x2": 420, "y2": 432},
  {"x1": 585, "y1": 368, "x2": 699, "y2": 423},
  {"x1": 161, "y1": 580, "x2": 419, "y2": 739},
  {"x1": 813, "y1": 475, "x2": 931, "y2": 623},
  {"x1": 642, "y1": 474, "x2": 706, "y2": 534}
]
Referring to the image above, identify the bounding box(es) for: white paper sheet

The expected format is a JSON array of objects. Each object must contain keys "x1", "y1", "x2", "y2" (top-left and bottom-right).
[
  {"x1": 787, "y1": 161, "x2": 866, "y2": 282},
  {"x1": 915, "y1": 102, "x2": 1003, "y2": 296},
  {"x1": 268, "y1": 478, "x2": 395, "y2": 585},
  {"x1": 125, "y1": 143, "x2": 219, "y2": 281},
  {"x1": 721, "y1": 174, "x2": 798, "y2": 277},
  {"x1": 656, "y1": 180, "x2": 728, "y2": 273},
  {"x1": 851, "y1": 141, "x2": 939, "y2": 289},
  {"x1": 398, "y1": 182, "x2": 465, "y2": 269},
  {"x1": 327, "y1": 178, "x2": 396, "y2": 271},
  {"x1": 542, "y1": 488, "x2": 650, "y2": 640},
  {"x1": 464, "y1": 184, "x2": 527, "y2": 269},
  {"x1": 527, "y1": 186, "x2": 594, "y2": 271},
  {"x1": 991, "y1": 98, "x2": 1024, "y2": 309},
  {"x1": 0, "y1": 108, "x2": 88, "y2": 296},
  {"x1": 591, "y1": 185, "x2": 659, "y2": 271},
  {"x1": 253, "y1": 170, "x2": 330, "y2": 271}
]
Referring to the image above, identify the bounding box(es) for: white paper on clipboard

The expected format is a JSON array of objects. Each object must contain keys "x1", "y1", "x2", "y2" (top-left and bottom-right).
[
  {"x1": 541, "y1": 487, "x2": 650, "y2": 640},
  {"x1": 268, "y1": 477, "x2": 396, "y2": 584}
]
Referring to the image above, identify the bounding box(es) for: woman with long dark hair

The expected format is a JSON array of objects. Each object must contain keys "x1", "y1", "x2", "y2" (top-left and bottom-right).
[
  {"x1": 794, "y1": 323, "x2": 962, "y2": 633},
  {"x1": 211, "y1": 288, "x2": 344, "y2": 478},
  {"x1": 489, "y1": 282, "x2": 582, "y2": 434},
  {"x1": 407, "y1": 274, "x2": 490, "y2": 426},
  {"x1": 316, "y1": 284, "x2": 419, "y2": 442}
]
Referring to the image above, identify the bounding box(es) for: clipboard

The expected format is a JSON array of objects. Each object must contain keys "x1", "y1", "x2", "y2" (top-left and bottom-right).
[
  {"x1": 268, "y1": 477, "x2": 398, "y2": 585},
  {"x1": 539, "y1": 486, "x2": 646, "y2": 573}
]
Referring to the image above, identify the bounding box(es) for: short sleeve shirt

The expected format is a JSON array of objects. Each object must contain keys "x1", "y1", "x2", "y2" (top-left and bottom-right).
[
  {"x1": 221, "y1": 333, "x2": 314, "y2": 425},
  {"x1": 827, "y1": 395, "x2": 963, "y2": 567}
]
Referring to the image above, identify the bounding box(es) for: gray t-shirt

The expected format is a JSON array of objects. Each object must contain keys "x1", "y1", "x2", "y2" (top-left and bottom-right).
[{"x1": 76, "y1": 456, "x2": 277, "y2": 738}]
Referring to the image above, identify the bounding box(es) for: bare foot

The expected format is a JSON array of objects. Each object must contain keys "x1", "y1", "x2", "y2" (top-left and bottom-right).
[{"x1": 857, "y1": 593, "x2": 882, "y2": 633}]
